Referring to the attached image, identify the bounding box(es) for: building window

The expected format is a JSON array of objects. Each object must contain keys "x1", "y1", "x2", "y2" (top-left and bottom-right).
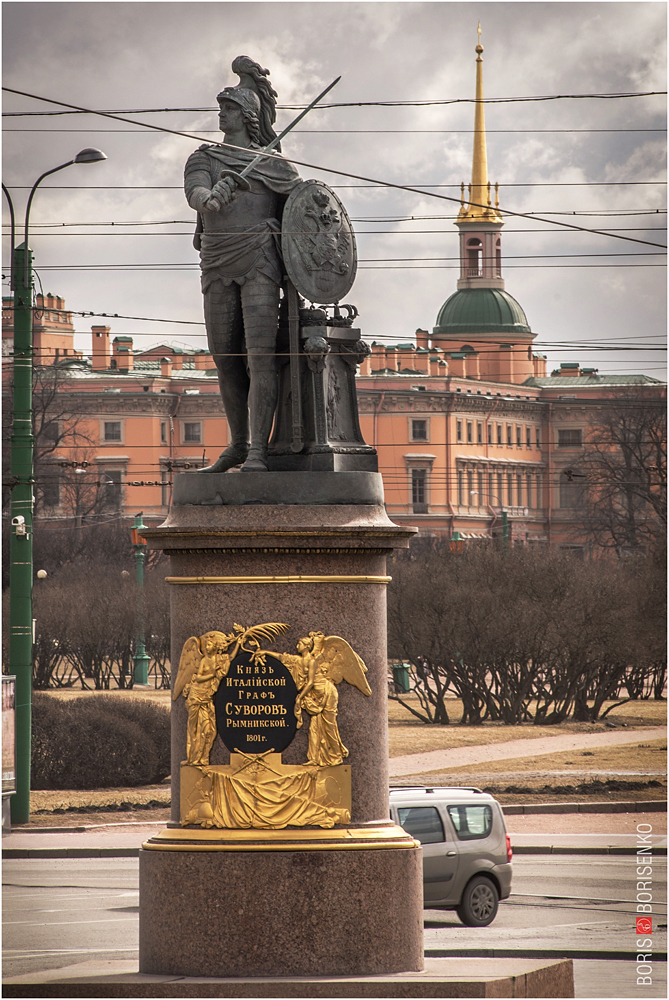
[
  {"x1": 41, "y1": 470, "x2": 60, "y2": 508},
  {"x1": 506, "y1": 425, "x2": 512, "y2": 446},
  {"x1": 477, "y1": 471, "x2": 484, "y2": 505},
  {"x1": 495, "y1": 238, "x2": 502, "y2": 277},
  {"x1": 536, "y1": 427, "x2": 541, "y2": 447},
  {"x1": 184, "y1": 421, "x2": 202, "y2": 444},
  {"x1": 487, "y1": 423, "x2": 492, "y2": 445},
  {"x1": 497, "y1": 424, "x2": 502, "y2": 445},
  {"x1": 411, "y1": 469, "x2": 427, "y2": 513},
  {"x1": 161, "y1": 470, "x2": 170, "y2": 507},
  {"x1": 466, "y1": 238, "x2": 483, "y2": 277},
  {"x1": 516, "y1": 425, "x2": 521, "y2": 447},
  {"x1": 517, "y1": 474, "x2": 523, "y2": 507},
  {"x1": 507, "y1": 472, "x2": 514, "y2": 507},
  {"x1": 536, "y1": 474, "x2": 543, "y2": 508},
  {"x1": 488, "y1": 472, "x2": 494, "y2": 505},
  {"x1": 466, "y1": 422, "x2": 473, "y2": 444},
  {"x1": 477, "y1": 422, "x2": 483, "y2": 445},
  {"x1": 104, "y1": 421, "x2": 121, "y2": 442},
  {"x1": 457, "y1": 468, "x2": 464, "y2": 506},
  {"x1": 467, "y1": 469, "x2": 474, "y2": 504},
  {"x1": 39, "y1": 420, "x2": 60, "y2": 445},
  {"x1": 558, "y1": 429, "x2": 582, "y2": 448},
  {"x1": 560, "y1": 473, "x2": 586, "y2": 508},
  {"x1": 160, "y1": 422, "x2": 167, "y2": 444},
  {"x1": 526, "y1": 474, "x2": 533, "y2": 509},
  {"x1": 526, "y1": 426, "x2": 531, "y2": 447},
  {"x1": 100, "y1": 470, "x2": 123, "y2": 509},
  {"x1": 456, "y1": 420, "x2": 462, "y2": 443},
  {"x1": 411, "y1": 419, "x2": 427, "y2": 441},
  {"x1": 497, "y1": 472, "x2": 504, "y2": 507}
]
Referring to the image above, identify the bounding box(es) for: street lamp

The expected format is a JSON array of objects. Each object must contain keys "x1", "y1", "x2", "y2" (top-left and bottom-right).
[
  {"x1": 130, "y1": 513, "x2": 150, "y2": 685},
  {"x1": 471, "y1": 490, "x2": 509, "y2": 549},
  {"x1": 4, "y1": 148, "x2": 107, "y2": 826}
]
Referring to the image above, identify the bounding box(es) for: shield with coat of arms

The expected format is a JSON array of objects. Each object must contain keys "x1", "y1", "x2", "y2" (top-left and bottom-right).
[{"x1": 281, "y1": 180, "x2": 357, "y2": 303}]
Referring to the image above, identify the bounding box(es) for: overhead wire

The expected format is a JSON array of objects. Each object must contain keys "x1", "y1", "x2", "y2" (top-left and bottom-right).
[
  {"x1": 4, "y1": 127, "x2": 667, "y2": 134},
  {"x1": 2, "y1": 89, "x2": 666, "y2": 115}
]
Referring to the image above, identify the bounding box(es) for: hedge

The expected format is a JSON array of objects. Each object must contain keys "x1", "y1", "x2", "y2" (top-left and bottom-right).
[{"x1": 31, "y1": 694, "x2": 171, "y2": 790}]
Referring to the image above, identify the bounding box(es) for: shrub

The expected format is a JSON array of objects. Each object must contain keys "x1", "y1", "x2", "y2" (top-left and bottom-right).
[{"x1": 31, "y1": 694, "x2": 171, "y2": 790}]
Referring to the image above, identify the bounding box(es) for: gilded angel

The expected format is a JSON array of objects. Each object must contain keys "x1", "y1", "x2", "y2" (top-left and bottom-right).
[
  {"x1": 174, "y1": 630, "x2": 240, "y2": 766},
  {"x1": 278, "y1": 632, "x2": 371, "y2": 766}
]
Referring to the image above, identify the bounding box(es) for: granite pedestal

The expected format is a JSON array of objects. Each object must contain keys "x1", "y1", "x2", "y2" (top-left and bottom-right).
[{"x1": 139, "y1": 472, "x2": 423, "y2": 978}]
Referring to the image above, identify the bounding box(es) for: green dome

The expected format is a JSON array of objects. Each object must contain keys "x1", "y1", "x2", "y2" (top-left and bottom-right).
[{"x1": 433, "y1": 288, "x2": 532, "y2": 337}]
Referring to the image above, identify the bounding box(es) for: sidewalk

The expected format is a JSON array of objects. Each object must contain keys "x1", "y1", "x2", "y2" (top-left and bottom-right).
[{"x1": 388, "y1": 726, "x2": 664, "y2": 777}]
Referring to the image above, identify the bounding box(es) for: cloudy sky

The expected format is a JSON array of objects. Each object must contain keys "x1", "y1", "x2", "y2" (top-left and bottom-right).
[{"x1": 2, "y1": 1, "x2": 666, "y2": 378}]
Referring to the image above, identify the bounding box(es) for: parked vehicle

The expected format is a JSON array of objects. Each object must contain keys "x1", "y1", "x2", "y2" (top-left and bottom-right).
[{"x1": 389, "y1": 785, "x2": 512, "y2": 926}]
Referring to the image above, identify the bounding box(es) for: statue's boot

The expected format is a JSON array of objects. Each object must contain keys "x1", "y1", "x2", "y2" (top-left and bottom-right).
[
  {"x1": 240, "y1": 449, "x2": 268, "y2": 472},
  {"x1": 198, "y1": 442, "x2": 249, "y2": 473},
  {"x1": 240, "y1": 368, "x2": 277, "y2": 472}
]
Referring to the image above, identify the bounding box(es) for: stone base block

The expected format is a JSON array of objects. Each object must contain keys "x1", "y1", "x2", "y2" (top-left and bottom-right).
[
  {"x1": 139, "y1": 837, "x2": 423, "y2": 978},
  {"x1": 2, "y1": 957, "x2": 575, "y2": 997}
]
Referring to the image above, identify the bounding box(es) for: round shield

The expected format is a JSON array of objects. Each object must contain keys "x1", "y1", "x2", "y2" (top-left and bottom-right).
[{"x1": 281, "y1": 180, "x2": 357, "y2": 304}]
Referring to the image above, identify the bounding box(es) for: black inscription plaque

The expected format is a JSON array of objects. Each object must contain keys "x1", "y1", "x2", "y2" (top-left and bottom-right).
[{"x1": 215, "y1": 650, "x2": 299, "y2": 755}]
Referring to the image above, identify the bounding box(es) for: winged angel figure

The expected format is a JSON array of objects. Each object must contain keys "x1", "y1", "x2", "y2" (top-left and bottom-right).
[
  {"x1": 277, "y1": 632, "x2": 371, "y2": 767},
  {"x1": 174, "y1": 623, "x2": 289, "y2": 766}
]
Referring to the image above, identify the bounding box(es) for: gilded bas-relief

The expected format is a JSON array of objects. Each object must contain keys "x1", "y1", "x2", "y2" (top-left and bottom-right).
[{"x1": 173, "y1": 623, "x2": 371, "y2": 828}]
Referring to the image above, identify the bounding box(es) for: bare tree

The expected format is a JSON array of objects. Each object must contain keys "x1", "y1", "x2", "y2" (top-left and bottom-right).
[
  {"x1": 388, "y1": 542, "x2": 665, "y2": 726},
  {"x1": 580, "y1": 392, "x2": 666, "y2": 553}
]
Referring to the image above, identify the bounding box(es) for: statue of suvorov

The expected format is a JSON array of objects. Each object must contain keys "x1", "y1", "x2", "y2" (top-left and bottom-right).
[{"x1": 184, "y1": 56, "x2": 301, "y2": 472}]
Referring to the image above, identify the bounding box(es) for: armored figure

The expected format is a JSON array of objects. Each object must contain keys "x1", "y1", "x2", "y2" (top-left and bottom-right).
[{"x1": 184, "y1": 56, "x2": 301, "y2": 472}]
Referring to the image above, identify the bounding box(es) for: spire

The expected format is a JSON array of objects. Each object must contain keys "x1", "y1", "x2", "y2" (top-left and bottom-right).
[{"x1": 457, "y1": 24, "x2": 503, "y2": 224}]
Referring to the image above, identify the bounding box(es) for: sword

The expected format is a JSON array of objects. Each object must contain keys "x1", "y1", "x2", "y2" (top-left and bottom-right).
[{"x1": 215, "y1": 75, "x2": 341, "y2": 193}]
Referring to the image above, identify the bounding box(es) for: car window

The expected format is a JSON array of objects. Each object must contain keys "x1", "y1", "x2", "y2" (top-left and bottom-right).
[
  {"x1": 397, "y1": 806, "x2": 445, "y2": 844},
  {"x1": 447, "y1": 804, "x2": 493, "y2": 840}
]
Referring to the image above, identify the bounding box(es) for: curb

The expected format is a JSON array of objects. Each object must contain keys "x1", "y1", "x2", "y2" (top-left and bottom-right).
[
  {"x1": 4, "y1": 844, "x2": 667, "y2": 859},
  {"x1": 502, "y1": 800, "x2": 666, "y2": 815},
  {"x1": 512, "y1": 845, "x2": 667, "y2": 856},
  {"x1": 425, "y1": 949, "x2": 667, "y2": 962}
]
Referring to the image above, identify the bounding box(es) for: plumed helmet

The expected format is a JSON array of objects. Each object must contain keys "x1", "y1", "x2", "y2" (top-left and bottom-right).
[{"x1": 216, "y1": 86, "x2": 261, "y2": 117}]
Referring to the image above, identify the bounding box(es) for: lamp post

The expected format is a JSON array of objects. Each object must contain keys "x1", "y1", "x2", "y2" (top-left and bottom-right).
[
  {"x1": 4, "y1": 148, "x2": 107, "y2": 825},
  {"x1": 471, "y1": 490, "x2": 509, "y2": 549},
  {"x1": 130, "y1": 512, "x2": 150, "y2": 685}
]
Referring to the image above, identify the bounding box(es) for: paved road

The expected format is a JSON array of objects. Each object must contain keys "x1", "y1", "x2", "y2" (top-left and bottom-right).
[{"x1": 3, "y1": 854, "x2": 666, "y2": 996}]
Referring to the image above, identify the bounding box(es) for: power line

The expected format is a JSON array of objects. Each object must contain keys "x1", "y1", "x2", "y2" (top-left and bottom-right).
[
  {"x1": 28, "y1": 262, "x2": 667, "y2": 271},
  {"x1": 4, "y1": 181, "x2": 666, "y2": 189},
  {"x1": 3, "y1": 90, "x2": 666, "y2": 115},
  {"x1": 4, "y1": 127, "x2": 667, "y2": 134},
  {"x1": 5, "y1": 219, "x2": 666, "y2": 233},
  {"x1": 2, "y1": 86, "x2": 665, "y2": 250}
]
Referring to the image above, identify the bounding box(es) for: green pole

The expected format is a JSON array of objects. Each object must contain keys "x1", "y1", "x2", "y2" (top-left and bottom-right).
[
  {"x1": 132, "y1": 512, "x2": 150, "y2": 685},
  {"x1": 9, "y1": 243, "x2": 34, "y2": 826},
  {"x1": 501, "y1": 509, "x2": 509, "y2": 550}
]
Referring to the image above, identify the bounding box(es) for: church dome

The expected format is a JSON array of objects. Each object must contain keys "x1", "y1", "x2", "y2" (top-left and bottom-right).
[{"x1": 433, "y1": 288, "x2": 532, "y2": 338}]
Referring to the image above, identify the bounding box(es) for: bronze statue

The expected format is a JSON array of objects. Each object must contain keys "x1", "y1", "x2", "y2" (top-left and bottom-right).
[{"x1": 184, "y1": 56, "x2": 301, "y2": 472}]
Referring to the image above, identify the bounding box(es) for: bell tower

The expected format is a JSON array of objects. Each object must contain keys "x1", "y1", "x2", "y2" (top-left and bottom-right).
[{"x1": 456, "y1": 25, "x2": 505, "y2": 291}]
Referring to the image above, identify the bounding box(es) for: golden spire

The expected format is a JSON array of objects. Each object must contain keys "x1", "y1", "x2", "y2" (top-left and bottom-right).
[{"x1": 458, "y1": 25, "x2": 503, "y2": 223}]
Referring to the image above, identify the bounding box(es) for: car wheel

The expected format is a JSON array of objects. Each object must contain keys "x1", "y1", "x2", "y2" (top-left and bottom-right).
[{"x1": 456, "y1": 876, "x2": 499, "y2": 926}]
